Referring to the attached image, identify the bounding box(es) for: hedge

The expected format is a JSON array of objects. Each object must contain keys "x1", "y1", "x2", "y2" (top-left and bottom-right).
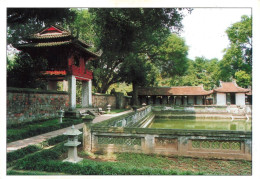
[
  {"x1": 7, "y1": 118, "x2": 83, "y2": 143},
  {"x1": 7, "y1": 135, "x2": 69, "y2": 164},
  {"x1": 13, "y1": 142, "x2": 203, "y2": 175}
]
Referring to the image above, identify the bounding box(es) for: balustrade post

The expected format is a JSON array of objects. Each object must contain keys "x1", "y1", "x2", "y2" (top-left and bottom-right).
[{"x1": 83, "y1": 116, "x2": 94, "y2": 152}]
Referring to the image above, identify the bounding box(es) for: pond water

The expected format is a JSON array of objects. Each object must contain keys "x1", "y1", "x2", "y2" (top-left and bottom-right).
[{"x1": 148, "y1": 118, "x2": 251, "y2": 131}]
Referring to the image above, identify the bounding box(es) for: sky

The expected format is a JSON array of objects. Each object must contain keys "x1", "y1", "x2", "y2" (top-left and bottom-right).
[{"x1": 179, "y1": 8, "x2": 252, "y2": 60}]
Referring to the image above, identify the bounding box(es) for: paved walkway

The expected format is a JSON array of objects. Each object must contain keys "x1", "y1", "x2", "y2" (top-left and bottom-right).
[{"x1": 7, "y1": 110, "x2": 132, "y2": 153}]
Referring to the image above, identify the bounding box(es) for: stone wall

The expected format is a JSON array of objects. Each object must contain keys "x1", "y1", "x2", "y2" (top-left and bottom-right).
[
  {"x1": 86, "y1": 106, "x2": 252, "y2": 160},
  {"x1": 90, "y1": 128, "x2": 251, "y2": 160},
  {"x1": 7, "y1": 87, "x2": 69, "y2": 126},
  {"x1": 92, "y1": 93, "x2": 131, "y2": 110}
]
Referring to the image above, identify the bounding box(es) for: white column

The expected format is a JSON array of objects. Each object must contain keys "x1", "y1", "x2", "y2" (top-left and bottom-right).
[
  {"x1": 236, "y1": 93, "x2": 246, "y2": 106},
  {"x1": 82, "y1": 80, "x2": 92, "y2": 107},
  {"x1": 88, "y1": 80, "x2": 92, "y2": 107},
  {"x1": 63, "y1": 80, "x2": 68, "y2": 91},
  {"x1": 216, "y1": 93, "x2": 226, "y2": 105},
  {"x1": 68, "y1": 75, "x2": 76, "y2": 110},
  {"x1": 82, "y1": 81, "x2": 89, "y2": 107}
]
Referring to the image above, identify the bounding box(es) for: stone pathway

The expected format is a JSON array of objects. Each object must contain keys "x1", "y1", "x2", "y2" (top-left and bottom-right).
[{"x1": 6, "y1": 110, "x2": 132, "y2": 153}]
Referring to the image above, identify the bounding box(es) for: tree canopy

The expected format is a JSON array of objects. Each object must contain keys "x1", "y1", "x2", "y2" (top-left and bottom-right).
[
  {"x1": 218, "y1": 15, "x2": 252, "y2": 87},
  {"x1": 88, "y1": 8, "x2": 192, "y2": 104},
  {"x1": 7, "y1": 8, "x2": 76, "y2": 45}
]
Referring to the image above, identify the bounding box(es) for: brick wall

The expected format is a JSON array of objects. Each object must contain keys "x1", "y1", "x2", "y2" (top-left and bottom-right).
[
  {"x1": 92, "y1": 93, "x2": 131, "y2": 110},
  {"x1": 7, "y1": 87, "x2": 69, "y2": 126}
]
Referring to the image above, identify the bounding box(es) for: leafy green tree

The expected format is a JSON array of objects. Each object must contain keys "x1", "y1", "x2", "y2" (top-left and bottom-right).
[
  {"x1": 89, "y1": 8, "x2": 191, "y2": 104},
  {"x1": 66, "y1": 9, "x2": 97, "y2": 46},
  {"x1": 155, "y1": 34, "x2": 189, "y2": 78},
  {"x1": 218, "y1": 15, "x2": 252, "y2": 85},
  {"x1": 165, "y1": 57, "x2": 220, "y2": 90},
  {"x1": 7, "y1": 8, "x2": 76, "y2": 45},
  {"x1": 235, "y1": 70, "x2": 251, "y2": 88},
  {"x1": 7, "y1": 53, "x2": 48, "y2": 88}
]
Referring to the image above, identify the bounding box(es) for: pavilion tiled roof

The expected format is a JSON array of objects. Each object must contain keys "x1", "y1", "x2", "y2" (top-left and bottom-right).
[
  {"x1": 15, "y1": 24, "x2": 99, "y2": 57},
  {"x1": 28, "y1": 33, "x2": 71, "y2": 40},
  {"x1": 213, "y1": 81, "x2": 249, "y2": 93},
  {"x1": 16, "y1": 40, "x2": 72, "y2": 48},
  {"x1": 138, "y1": 86, "x2": 213, "y2": 96}
]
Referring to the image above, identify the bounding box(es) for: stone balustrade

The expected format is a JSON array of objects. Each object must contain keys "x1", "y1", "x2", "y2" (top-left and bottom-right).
[{"x1": 84, "y1": 105, "x2": 252, "y2": 161}]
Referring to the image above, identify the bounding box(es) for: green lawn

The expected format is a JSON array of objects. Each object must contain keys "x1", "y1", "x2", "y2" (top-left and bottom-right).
[
  {"x1": 105, "y1": 109, "x2": 129, "y2": 114},
  {"x1": 8, "y1": 138, "x2": 251, "y2": 176},
  {"x1": 76, "y1": 151, "x2": 251, "y2": 175}
]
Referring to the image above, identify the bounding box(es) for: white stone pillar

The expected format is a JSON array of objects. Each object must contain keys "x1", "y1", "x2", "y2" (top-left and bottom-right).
[
  {"x1": 236, "y1": 93, "x2": 246, "y2": 106},
  {"x1": 216, "y1": 93, "x2": 226, "y2": 105},
  {"x1": 88, "y1": 80, "x2": 92, "y2": 107},
  {"x1": 82, "y1": 81, "x2": 89, "y2": 107},
  {"x1": 68, "y1": 75, "x2": 76, "y2": 110},
  {"x1": 63, "y1": 80, "x2": 68, "y2": 91},
  {"x1": 81, "y1": 80, "x2": 92, "y2": 107}
]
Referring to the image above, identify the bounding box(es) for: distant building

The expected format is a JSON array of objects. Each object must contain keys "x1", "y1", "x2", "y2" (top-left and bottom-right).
[
  {"x1": 212, "y1": 81, "x2": 249, "y2": 106},
  {"x1": 137, "y1": 86, "x2": 213, "y2": 105},
  {"x1": 138, "y1": 81, "x2": 251, "y2": 106}
]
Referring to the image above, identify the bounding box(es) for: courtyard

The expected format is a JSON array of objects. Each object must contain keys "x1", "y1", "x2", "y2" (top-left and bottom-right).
[{"x1": 5, "y1": 7, "x2": 254, "y2": 177}]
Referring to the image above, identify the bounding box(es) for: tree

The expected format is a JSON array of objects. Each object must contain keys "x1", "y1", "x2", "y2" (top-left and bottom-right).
[
  {"x1": 155, "y1": 34, "x2": 189, "y2": 78},
  {"x1": 7, "y1": 8, "x2": 76, "y2": 45},
  {"x1": 235, "y1": 70, "x2": 251, "y2": 88},
  {"x1": 218, "y1": 15, "x2": 252, "y2": 85},
  {"x1": 164, "y1": 57, "x2": 221, "y2": 90},
  {"x1": 7, "y1": 53, "x2": 48, "y2": 88},
  {"x1": 65, "y1": 9, "x2": 97, "y2": 46},
  {"x1": 89, "y1": 8, "x2": 192, "y2": 104}
]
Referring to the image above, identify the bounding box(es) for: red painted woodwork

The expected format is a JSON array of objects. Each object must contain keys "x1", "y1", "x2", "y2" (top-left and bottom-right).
[
  {"x1": 71, "y1": 66, "x2": 93, "y2": 80},
  {"x1": 68, "y1": 55, "x2": 93, "y2": 81},
  {"x1": 42, "y1": 26, "x2": 63, "y2": 34},
  {"x1": 43, "y1": 70, "x2": 67, "y2": 76}
]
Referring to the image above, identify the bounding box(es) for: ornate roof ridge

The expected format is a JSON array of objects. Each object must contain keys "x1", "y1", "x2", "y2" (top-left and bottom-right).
[{"x1": 213, "y1": 81, "x2": 249, "y2": 93}]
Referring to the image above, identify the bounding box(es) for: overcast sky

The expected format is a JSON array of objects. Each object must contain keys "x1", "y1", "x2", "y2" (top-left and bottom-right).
[{"x1": 179, "y1": 8, "x2": 252, "y2": 60}]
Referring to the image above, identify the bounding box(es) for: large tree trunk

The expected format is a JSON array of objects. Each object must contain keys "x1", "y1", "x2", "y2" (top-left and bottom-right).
[{"x1": 132, "y1": 81, "x2": 138, "y2": 106}]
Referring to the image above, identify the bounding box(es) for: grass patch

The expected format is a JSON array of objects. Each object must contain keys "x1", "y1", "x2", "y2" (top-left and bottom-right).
[
  {"x1": 7, "y1": 170, "x2": 65, "y2": 175},
  {"x1": 105, "y1": 109, "x2": 129, "y2": 114},
  {"x1": 11, "y1": 142, "x2": 251, "y2": 176},
  {"x1": 12, "y1": 142, "x2": 201, "y2": 175},
  {"x1": 7, "y1": 134, "x2": 69, "y2": 165},
  {"x1": 7, "y1": 117, "x2": 82, "y2": 143}
]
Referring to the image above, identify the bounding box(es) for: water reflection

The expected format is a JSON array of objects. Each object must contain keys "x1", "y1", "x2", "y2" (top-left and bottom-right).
[{"x1": 149, "y1": 118, "x2": 251, "y2": 131}]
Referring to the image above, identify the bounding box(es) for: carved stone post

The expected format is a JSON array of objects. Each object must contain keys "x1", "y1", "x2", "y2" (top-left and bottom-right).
[{"x1": 83, "y1": 115, "x2": 94, "y2": 152}]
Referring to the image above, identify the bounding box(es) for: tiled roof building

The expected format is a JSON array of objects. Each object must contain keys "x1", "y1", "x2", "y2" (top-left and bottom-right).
[
  {"x1": 137, "y1": 81, "x2": 251, "y2": 106},
  {"x1": 138, "y1": 86, "x2": 212, "y2": 105},
  {"x1": 213, "y1": 81, "x2": 249, "y2": 93},
  {"x1": 14, "y1": 24, "x2": 100, "y2": 109},
  {"x1": 138, "y1": 86, "x2": 213, "y2": 96}
]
